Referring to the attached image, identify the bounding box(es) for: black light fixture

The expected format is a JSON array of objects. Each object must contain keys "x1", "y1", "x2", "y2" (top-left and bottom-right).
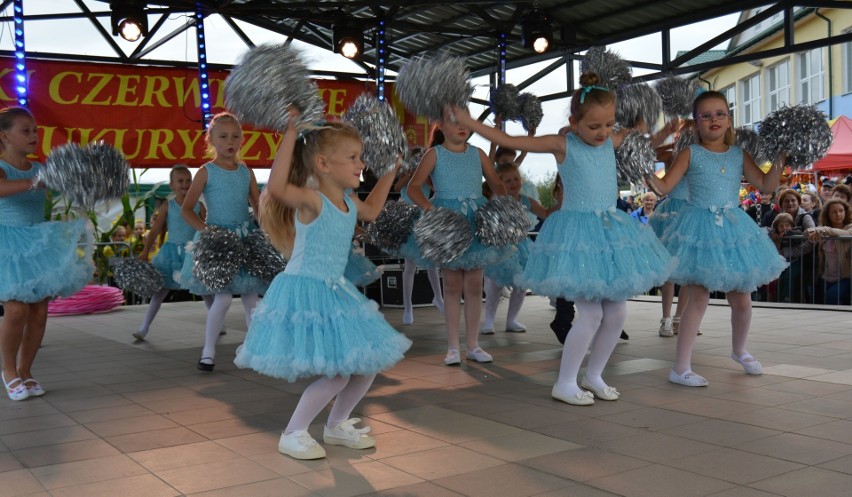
[
  {"x1": 333, "y1": 19, "x2": 363, "y2": 59},
  {"x1": 111, "y1": 0, "x2": 148, "y2": 42},
  {"x1": 522, "y1": 10, "x2": 553, "y2": 54}
]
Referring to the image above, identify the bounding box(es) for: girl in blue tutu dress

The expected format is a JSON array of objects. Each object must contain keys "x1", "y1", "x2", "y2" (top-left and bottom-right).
[
  {"x1": 646, "y1": 91, "x2": 786, "y2": 387},
  {"x1": 0, "y1": 107, "x2": 92, "y2": 401},
  {"x1": 393, "y1": 166, "x2": 444, "y2": 325},
  {"x1": 235, "y1": 118, "x2": 411, "y2": 460},
  {"x1": 134, "y1": 165, "x2": 215, "y2": 341},
  {"x1": 649, "y1": 132, "x2": 693, "y2": 338},
  {"x1": 407, "y1": 116, "x2": 513, "y2": 366},
  {"x1": 178, "y1": 112, "x2": 267, "y2": 372},
  {"x1": 481, "y1": 162, "x2": 550, "y2": 334},
  {"x1": 456, "y1": 72, "x2": 673, "y2": 405}
]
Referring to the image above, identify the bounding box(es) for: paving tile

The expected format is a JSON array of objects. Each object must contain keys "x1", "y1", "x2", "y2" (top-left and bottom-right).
[
  {"x1": 0, "y1": 425, "x2": 99, "y2": 451},
  {"x1": 105, "y1": 426, "x2": 209, "y2": 452},
  {"x1": 84, "y1": 414, "x2": 181, "y2": 437},
  {"x1": 668, "y1": 447, "x2": 804, "y2": 484},
  {"x1": 0, "y1": 468, "x2": 47, "y2": 496},
  {"x1": 186, "y1": 478, "x2": 319, "y2": 497},
  {"x1": 288, "y1": 460, "x2": 423, "y2": 497},
  {"x1": 587, "y1": 463, "x2": 736, "y2": 497},
  {"x1": 596, "y1": 431, "x2": 718, "y2": 464},
  {"x1": 433, "y1": 463, "x2": 570, "y2": 497},
  {"x1": 750, "y1": 467, "x2": 852, "y2": 497},
  {"x1": 47, "y1": 474, "x2": 180, "y2": 497},
  {"x1": 458, "y1": 430, "x2": 580, "y2": 462},
  {"x1": 128, "y1": 441, "x2": 242, "y2": 471},
  {"x1": 520, "y1": 447, "x2": 651, "y2": 482},
  {"x1": 154, "y1": 457, "x2": 280, "y2": 494},
  {"x1": 734, "y1": 432, "x2": 852, "y2": 465},
  {"x1": 13, "y1": 439, "x2": 121, "y2": 468},
  {"x1": 661, "y1": 419, "x2": 780, "y2": 447},
  {"x1": 28, "y1": 454, "x2": 148, "y2": 490},
  {"x1": 380, "y1": 445, "x2": 504, "y2": 481}
]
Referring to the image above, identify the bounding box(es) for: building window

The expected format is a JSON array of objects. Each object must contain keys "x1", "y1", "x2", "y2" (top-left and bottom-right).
[
  {"x1": 843, "y1": 38, "x2": 852, "y2": 94},
  {"x1": 798, "y1": 48, "x2": 825, "y2": 104},
  {"x1": 720, "y1": 85, "x2": 736, "y2": 124},
  {"x1": 741, "y1": 74, "x2": 761, "y2": 127},
  {"x1": 767, "y1": 60, "x2": 790, "y2": 113}
]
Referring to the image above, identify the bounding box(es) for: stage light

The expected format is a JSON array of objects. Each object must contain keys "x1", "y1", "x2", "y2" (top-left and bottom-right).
[
  {"x1": 13, "y1": 0, "x2": 26, "y2": 106},
  {"x1": 111, "y1": 1, "x2": 148, "y2": 42},
  {"x1": 522, "y1": 11, "x2": 553, "y2": 54},
  {"x1": 333, "y1": 20, "x2": 363, "y2": 59}
]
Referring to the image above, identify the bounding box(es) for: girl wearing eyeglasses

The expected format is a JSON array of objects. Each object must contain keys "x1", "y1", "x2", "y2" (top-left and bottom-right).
[{"x1": 646, "y1": 90, "x2": 786, "y2": 387}]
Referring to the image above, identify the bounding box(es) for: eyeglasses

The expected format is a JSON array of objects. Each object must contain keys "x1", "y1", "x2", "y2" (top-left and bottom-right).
[{"x1": 696, "y1": 111, "x2": 730, "y2": 121}]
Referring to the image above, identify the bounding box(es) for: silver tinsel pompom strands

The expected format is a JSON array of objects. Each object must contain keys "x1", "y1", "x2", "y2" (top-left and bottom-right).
[
  {"x1": 475, "y1": 196, "x2": 529, "y2": 247},
  {"x1": 396, "y1": 51, "x2": 474, "y2": 121},
  {"x1": 191, "y1": 227, "x2": 245, "y2": 291},
  {"x1": 758, "y1": 105, "x2": 832, "y2": 169},
  {"x1": 581, "y1": 46, "x2": 632, "y2": 92},
  {"x1": 518, "y1": 93, "x2": 543, "y2": 132},
  {"x1": 41, "y1": 141, "x2": 130, "y2": 208},
  {"x1": 243, "y1": 229, "x2": 287, "y2": 283},
  {"x1": 655, "y1": 76, "x2": 699, "y2": 118},
  {"x1": 225, "y1": 43, "x2": 325, "y2": 131},
  {"x1": 616, "y1": 131, "x2": 656, "y2": 185},
  {"x1": 672, "y1": 125, "x2": 695, "y2": 157},
  {"x1": 342, "y1": 94, "x2": 407, "y2": 178},
  {"x1": 735, "y1": 127, "x2": 770, "y2": 166},
  {"x1": 365, "y1": 199, "x2": 420, "y2": 252},
  {"x1": 490, "y1": 84, "x2": 521, "y2": 121},
  {"x1": 414, "y1": 207, "x2": 473, "y2": 265},
  {"x1": 616, "y1": 83, "x2": 661, "y2": 129},
  {"x1": 113, "y1": 258, "x2": 164, "y2": 298},
  {"x1": 402, "y1": 147, "x2": 425, "y2": 174}
]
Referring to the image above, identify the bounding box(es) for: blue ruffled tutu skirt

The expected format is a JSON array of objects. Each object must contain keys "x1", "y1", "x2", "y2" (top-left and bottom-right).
[
  {"x1": 234, "y1": 273, "x2": 412, "y2": 381},
  {"x1": 662, "y1": 204, "x2": 786, "y2": 292},
  {"x1": 344, "y1": 247, "x2": 381, "y2": 287},
  {"x1": 0, "y1": 219, "x2": 93, "y2": 303},
  {"x1": 485, "y1": 237, "x2": 531, "y2": 287},
  {"x1": 517, "y1": 208, "x2": 674, "y2": 301},
  {"x1": 648, "y1": 197, "x2": 688, "y2": 239},
  {"x1": 152, "y1": 242, "x2": 186, "y2": 290},
  {"x1": 427, "y1": 197, "x2": 515, "y2": 270},
  {"x1": 176, "y1": 224, "x2": 270, "y2": 296}
]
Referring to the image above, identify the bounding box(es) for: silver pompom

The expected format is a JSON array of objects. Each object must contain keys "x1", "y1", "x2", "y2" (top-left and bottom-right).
[
  {"x1": 616, "y1": 131, "x2": 656, "y2": 185},
  {"x1": 113, "y1": 258, "x2": 163, "y2": 298},
  {"x1": 41, "y1": 141, "x2": 129, "y2": 208},
  {"x1": 735, "y1": 127, "x2": 770, "y2": 166},
  {"x1": 758, "y1": 105, "x2": 832, "y2": 169},
  {"x1": 192, "y1": 227, "x2": 245, "y2": 291},
  {"x1": 402, "y1": 146, "x2": 425, "y2": 174},
  {"x1": 616, "y1": 83, "x2": 661, "y2": 129},
  {"x1": 490, "y1": 84, "x2": 521, "y2": 121},
  {"x1": 475, "y1": 196, "x2": 529, "y2": 247},
  {"x1": 655, "y1": 76, "x2": 699, "y2": 118},
  {"x1": 414, "y1": 207, "x2": 473, "y2": 265},
  {"x1": 581, "y1": 46, "x2": 632, "y2": 92},
  {"x1": 225, "y1": 43, "x2": 325, "y2": 131},
  {"x1": 243, "y1": 229, "x2": 286, "y2": 282},
  {"x1": 518, "y1": 93, "x2": 543, "y2": 132},
  {"x1": 396, "y1": 51, "x2": 474, "y2": 121},
  {"x1": 342, "y1": 94, "x2": 407, "y2": 177},
  {"x1": 365, "y1": 199, "x2": 420, "y2": 252},
  {"x1": 672, "y1": 125, "x2": 695, "y2": 157}
]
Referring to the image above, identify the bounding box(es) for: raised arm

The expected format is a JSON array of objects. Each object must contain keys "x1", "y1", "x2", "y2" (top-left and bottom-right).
[
  {"x1": 353, "y1": 161, "x2": 401, "y2": 222},
  {"x1": 528, "y1": 197, "x2": 549, "y2": 219},
  {"x1": 480, "y1": 148, "x2": 506, "y2": 196},
  {"x1": 247, "y1": 168, "x2": 261, "y2": 218},
  {"x1": 267, "y1": 119, "x2": 322, "y2": 218},
  {"x1": 452, "y1": 106, "x2": 566, "y2": 161},
  {"x1": 646, "y1": 148, "x2": 690, "y2": 196},
  {"x1": 181, "y1": 167, "x2": 208, "y2": 232},
  {"x1": 0, "y1": 169, "x2": 39, "y2": 197}
]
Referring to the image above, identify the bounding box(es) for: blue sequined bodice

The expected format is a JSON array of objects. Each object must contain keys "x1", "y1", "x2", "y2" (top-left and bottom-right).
[
  {"x1": 203, "y1": 162, "x2": 251, "y2": 227},
  {"x1": 0, "y1": 161, "x2": 45, "y2": 226},
  {"x1": 686, "y1": 145, "x2": 743, "y2": 208},
  {"x1": 166, "y1": 198, "x2": 199, "y2": 244},
  {"x1": 285, "y1": 193, "x2": 355, "y2": 280},
  {"x1": 430, "y1": 145, "x2": 483, "y2": 200},
  {"x1": 559, "y1": 133, "x2": 617, "y2": 212}
]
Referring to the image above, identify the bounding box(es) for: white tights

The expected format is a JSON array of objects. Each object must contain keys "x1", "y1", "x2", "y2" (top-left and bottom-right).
[
  {"x1": 285, "y1": 374, "x2": 376, "y2": 434},
  {"x1": 402, "y1": 258, "x2": 444, "y2": 318},
  {"x1": 200, "y1": 293, "x2": 259, "y2": 361},
  {"x1": 483, "y1": 277, "x2": 525, "y2": 329},
  {"x1": 554, "y1": 300, "x2": 626, "y2": 397},
  {"x1": 139, "y1": 292, "x2": 213, "y2": 337}
]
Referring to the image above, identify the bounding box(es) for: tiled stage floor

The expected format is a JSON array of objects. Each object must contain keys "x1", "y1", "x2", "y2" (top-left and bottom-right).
[{"x1": 2, "y1": 295, "x2": 852, "y2": 496}]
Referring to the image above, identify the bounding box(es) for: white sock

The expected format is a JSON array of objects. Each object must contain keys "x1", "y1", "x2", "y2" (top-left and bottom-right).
[
  {"x1": 506, "y1": 287, "x2": 526, "y2": 327},
  {"x1": 402, "y1": 259, "x2": 416, "y2": 317},
  {"x1": 584, "y1": 300, "x2": 626, "y2": 391},
  {"x1": 554, "y1": 300, "x2": 603, "y2": 397}
]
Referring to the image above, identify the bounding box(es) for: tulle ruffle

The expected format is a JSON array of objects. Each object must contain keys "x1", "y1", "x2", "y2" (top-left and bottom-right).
[
  {"x1": 344, "y1": 248, "x2": 382, "y2": 287},
  {"x1": 485, "y1": 238, "x2": 531, "y2": 287},
  {"x1": 517, "y1": 208, "x2": 674, "y2": 301},
  {"x1": 0, "y1": 219, "x2": 93, "y2": 303},
  {"x1": 648, "y1": 197, "x2": 688, "y2": 239},
  {"x1": 151, "y1": 242, "x2": 186, "y2": 290},
  {"x1": 234, "y1": 273, "x2": 411, "y2": 381},
  {"x1": 661, "y1": 204, "x2": 787, "y2": 292}
]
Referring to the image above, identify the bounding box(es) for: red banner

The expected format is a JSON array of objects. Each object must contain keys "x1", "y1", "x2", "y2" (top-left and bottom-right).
[{"x1": 0, "y1": 57, "x2": 429, "y2": 167}]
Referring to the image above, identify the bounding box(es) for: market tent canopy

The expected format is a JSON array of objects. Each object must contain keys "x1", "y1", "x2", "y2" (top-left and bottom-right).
[{"x1": 813, "y1": 116, "x2": 852, "y2": 172}]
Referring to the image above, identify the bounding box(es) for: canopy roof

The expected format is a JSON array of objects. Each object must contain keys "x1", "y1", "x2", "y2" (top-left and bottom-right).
[{"x1": 814, "y1": 116, "x2": 852, "y2": 172}]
